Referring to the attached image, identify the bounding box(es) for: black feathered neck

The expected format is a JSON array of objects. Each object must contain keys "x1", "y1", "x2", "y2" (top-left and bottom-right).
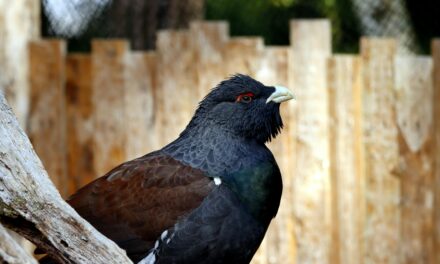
[{"x1": 179, "y1": 74, "x2": 283, "y2": 144}]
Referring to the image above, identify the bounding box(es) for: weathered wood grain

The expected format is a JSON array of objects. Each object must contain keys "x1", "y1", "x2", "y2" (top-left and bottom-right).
[
  {"x1": 395, "y1": 56, "x2": 435, "y2": 264},
  {"x1": 432, "y1": 39, "x2": 440, "y2": 264},
  {"x1": 65, "y1": 54, "x2": 95, "y2": 195},
  {"x1": 28, "y1": 40, "x2": 68, "y2": 197},
  {"x1": 0, "y1": 0, "x2": 40, "y2": 128},
  {"x1": 289, "y1": 19, "x2": 332, "y2": 264},
  {"x1": 0, "y1": 92, "x2": 132, "y2": 264},
  {"x1": 155, "y1": 30, "x2": 198, "y2": 146},
  {"x1": 223, "y1": 37, "x2": 264, "y2": 77},
  {"x1": 361, "y1": 38, "x2": 400, "y2": 264},
  {"x1": 256, "y1": 46, "x2": 296, "y2": 264},
  {"x1": 125, "y1": 51, "x2": 157, "y2": 158},
  {"x1": 328, "y1": 55, "x2": 363, "y2": 264},
  {"x1": 190, "y1": 21, "x2": 229, "y2": 97},
  {"x1": 92, "y1": 40, "x2": 129, "y2": 176},
  {"x1": 0, "y1": 224, "x2": 37, "y2": 264}
]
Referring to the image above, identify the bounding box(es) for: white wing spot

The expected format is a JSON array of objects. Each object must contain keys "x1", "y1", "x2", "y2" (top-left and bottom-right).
[
  {"x1": 160, "y1": 230, "x2": 168, "y2": 240},
  {"x1": 214, "y1": 177, "x2": 222, "y2": 186},
  {"x1": 139, "y1": 252, "x2": 156, "y2": 264}
]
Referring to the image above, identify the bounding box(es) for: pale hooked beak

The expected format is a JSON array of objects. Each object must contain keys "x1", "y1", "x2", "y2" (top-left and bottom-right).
[{"x1": 266, "y1": 86, "x2": 295, "y2": 104}]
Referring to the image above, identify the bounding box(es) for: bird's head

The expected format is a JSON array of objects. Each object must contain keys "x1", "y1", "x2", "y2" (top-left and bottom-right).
[{"x1": 184, "y1": 74, "x2": 294, "y2": 143}]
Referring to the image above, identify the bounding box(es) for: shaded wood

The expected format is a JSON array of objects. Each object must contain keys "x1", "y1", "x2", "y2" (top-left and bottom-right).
[
  {"x1": 289, "y1": 19, "x2": 332, "y2": 264},
  {"x1": 360, "y1": 38, "x2": 400, "y2": 263},
  {"x1": 0, "y1": 224, "x2": 37, "y2": 264},
  {"x1": 328, "y1": 55, "x2": 363, "y2": 264},
  {"x1": 394, "y1": 56, "x2": 435, "y2": 264},
  {"x1": 65, "y1": 54, "x2": 95, "y2": 194},
  {"x1": 28, "y1": 40, "x2": 68, "y2": 197},
  {"x1": 432, "y1": 39, "x2": 440, "y2": 264},
  {"x1": 0, "y1": 92, "x2": 132, "y2": 264},
  {"x1": 92, "y1": 40, "x2": 129, "y2": 175}
]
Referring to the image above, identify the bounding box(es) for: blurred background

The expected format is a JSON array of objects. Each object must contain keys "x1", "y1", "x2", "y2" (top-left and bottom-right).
[{"x1": 1, "y1": 0, "x2": 440, "y2": 263}]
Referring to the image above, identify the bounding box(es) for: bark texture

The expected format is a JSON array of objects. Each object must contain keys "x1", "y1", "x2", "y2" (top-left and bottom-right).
[{"x1": 0, "y1": 92, "x2": 132, "y2": 264}]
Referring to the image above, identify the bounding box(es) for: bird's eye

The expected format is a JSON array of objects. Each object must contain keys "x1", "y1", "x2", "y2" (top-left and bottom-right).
[{"x1": 236, "y1": 92, "x2": 254, "y2": 103}]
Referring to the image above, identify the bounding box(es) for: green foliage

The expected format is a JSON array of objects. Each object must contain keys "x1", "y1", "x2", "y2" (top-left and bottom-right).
[{"x1": 205, "y1": 0, "x2": 362, "y2": 53}]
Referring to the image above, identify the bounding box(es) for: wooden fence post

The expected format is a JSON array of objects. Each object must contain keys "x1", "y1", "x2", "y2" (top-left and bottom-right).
[
  {"x1": 289, "y1": 19, "x2": 332, "y2": 264},
  {"x1": 125, "y1": 51, "x2": 157, "y2": 158},
  {"x1": 0, "y1": 0, "x2": 40, "y2": 128},
  {"x1": 91, "y1": 40, "x2": 129, "y2": 176},
  {"x1": 155, "y1": 30, "x2": 198, "y2": 146},
  {"x1": 223, "y1": 37, "x2": 264, "y2": 77},
  {"x1": 221, "y1": 36, "x2": 266, "y2": 263},
  {"x1": 190, "y1": 21, "x2": 229, "y2": 97},
  {"x1": 327, "y1": 55, "x2": 363, "y2": 264},
  {"x1": 432, "y1": 39, "x2": 440, "y2": 264},
  {"x1": 361, "y1": 38, "x2": 400, "y2": 263},
  {"x1": 395, "y1": 56, "x2": 435, "y2": 264},
  {"x1": 28, "y1": 40, "x2": 68, "y2": 197},
  {"x1": 65, "y1": 54, "x2": 95, "y2": 195},
  {"x1": 256, "y1": 47, "x2": 296, "y2": 264}
]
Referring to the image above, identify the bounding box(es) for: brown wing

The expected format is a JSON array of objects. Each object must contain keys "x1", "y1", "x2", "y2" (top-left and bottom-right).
[{"x1": 67, "y1": 152, "x2": 214, "y2": 260}]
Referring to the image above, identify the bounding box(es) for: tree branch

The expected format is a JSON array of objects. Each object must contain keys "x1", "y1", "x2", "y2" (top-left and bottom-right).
[
  {"x1": 0, "y1": 224, "x2": 37, "y2": 264},
  {"x1": 0, "y1": 92, "x2": 133, "y2": 264}
]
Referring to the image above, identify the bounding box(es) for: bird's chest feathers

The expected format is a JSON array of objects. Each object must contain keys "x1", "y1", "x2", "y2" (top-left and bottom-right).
[
  {"x1": 163, "y1": 133, "x2": 282, "y2": 222},
  {"x1": 222, "y1": 161, "x2": 281, "y2": 223}
]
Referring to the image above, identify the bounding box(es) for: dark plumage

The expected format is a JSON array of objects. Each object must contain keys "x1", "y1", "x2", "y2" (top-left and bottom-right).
[{"x1": 40, "y1": 74, "x2": 294, "y2": 264}]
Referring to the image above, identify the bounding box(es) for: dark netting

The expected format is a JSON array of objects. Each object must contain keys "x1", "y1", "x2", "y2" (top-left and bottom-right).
[
  {"x1": 351, "y1": 0, "x2": 419, "y2": 54},
  {"x1": 41, "y1": 0, "x2": 204, "y2": 52}
]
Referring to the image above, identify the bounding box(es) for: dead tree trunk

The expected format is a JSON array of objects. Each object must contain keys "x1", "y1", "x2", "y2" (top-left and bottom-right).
[{"x1": 0, "y1": 92, "x2": 132, "y2": 264}]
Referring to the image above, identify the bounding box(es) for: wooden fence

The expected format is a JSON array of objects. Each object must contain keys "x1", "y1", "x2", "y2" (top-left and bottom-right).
[{"x1": 25, "y1": 19, "x2": 440, "y2": 264}]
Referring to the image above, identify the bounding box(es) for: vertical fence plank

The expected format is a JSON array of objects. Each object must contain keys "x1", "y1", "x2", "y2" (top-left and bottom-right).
[
  {"x1": 432, "y1": 39, "x2": 440, "y2": 264},
  {"x1": 395, "y1": 56, "x2": 434, "y2": 264},
  {"x1": 155, "y1": 30, "x2": 198, "y2": 146},
  {"x1": 65, "y1": 54, "x2": 95, "y2": 195},
  {"x1": 328, "y1": 55, "x2": 363, "y2": 264},
  {"x1": 361, "y1": 38, "x2": 400, "y2": 264},
  {"x1": 289, "y1": 19, "x2": 331, "y2": 264},
  {"x1": 223, "y1": 37, "x2": 264, "y2": 76},
  {"x1": 190, "y1": 21, "x2": 229, "y2": 97},
  {"x1": 222, "y1": 36, "x2": 266, "y2": 264},
  {"x1": 0, "y1": 0, "x2": 40, "y2": 128},
  {"x1": 92, "y1": 40, "x2": 129, "y2": 176},
  {"x1": 125, "y1": 51, "x2": 157, "y2": 158},
  {"x1": 28, "y1": 40, "x2": 67, "y2": 196},
  {"x1": 256, "y1": 47, "x2": 296, "y2": 264}
]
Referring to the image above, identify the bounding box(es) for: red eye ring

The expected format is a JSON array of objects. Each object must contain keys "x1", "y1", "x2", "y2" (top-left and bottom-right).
[{"x1": 236, "y1": 92, "x2": 254, "y2": 103}]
